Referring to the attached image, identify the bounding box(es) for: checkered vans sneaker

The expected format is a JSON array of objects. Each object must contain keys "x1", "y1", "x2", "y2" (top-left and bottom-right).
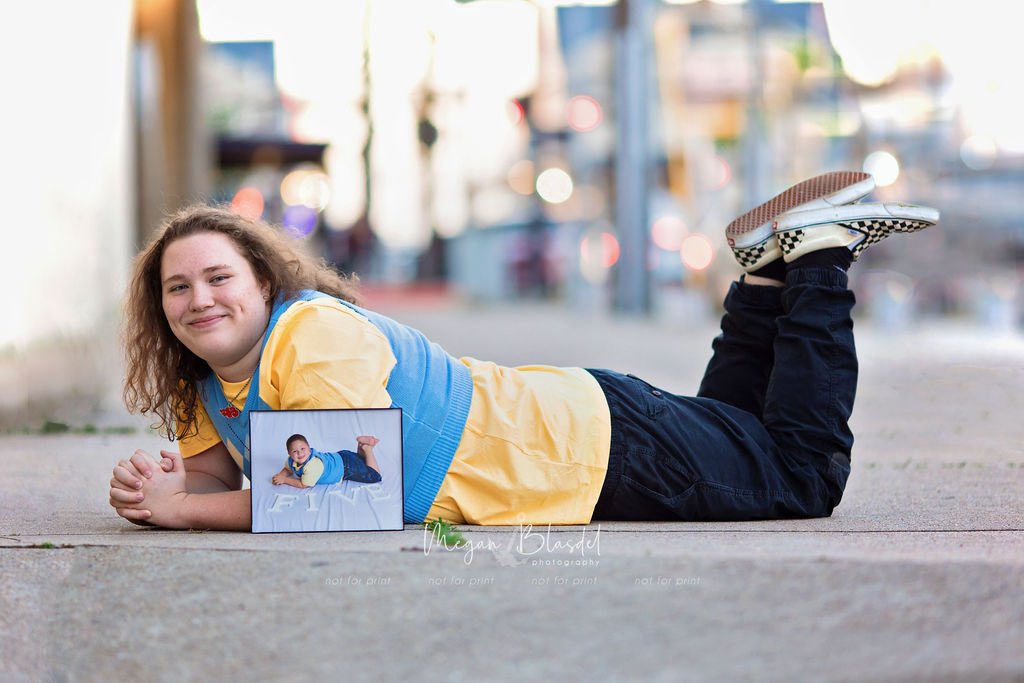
[
  {"x1": 774, "y1": 202, "x2": 940, "y2": 262},
  {"x1": 726, "y1": 171, "x2": 874, "y2": 272}
]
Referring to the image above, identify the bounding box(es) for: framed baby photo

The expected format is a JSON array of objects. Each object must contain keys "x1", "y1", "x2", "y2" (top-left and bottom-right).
[{"x1": 249, "y1": 408, "x2": 404, "y2": 533}]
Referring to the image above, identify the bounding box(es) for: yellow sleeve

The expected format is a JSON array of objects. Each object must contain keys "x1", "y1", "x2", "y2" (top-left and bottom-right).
[
  {"x1": 299, "y1": 458, "x2": 324, "y2": 487},
  {"x1": 262, "y1": 299, "x2": 396, "y2": 410},
  {"x1": 176, "y1": 396, "x2": 222, "y2": 458}
]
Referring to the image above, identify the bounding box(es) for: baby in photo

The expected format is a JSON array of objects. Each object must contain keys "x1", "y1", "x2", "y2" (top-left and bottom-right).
[{"x1": 272, "y1": 434, "x2": 383, "y2": 489}]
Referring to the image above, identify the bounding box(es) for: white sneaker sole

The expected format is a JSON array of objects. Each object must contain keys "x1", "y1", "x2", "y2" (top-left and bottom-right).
[
  {"x1": 727, "y1": 171, "x2": 875, "y2": 271},
  {"x1": 774, "y1": 202, "x2": 940, "y2": 262}
]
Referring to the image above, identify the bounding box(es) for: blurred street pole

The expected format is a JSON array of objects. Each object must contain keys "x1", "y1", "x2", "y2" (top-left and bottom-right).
[
  {"x1": 743, "y1": 0, "x2": 768, "y2": 210},
  {"x1": 613, "y1": 0, "x2": 652, "y2": 315}
]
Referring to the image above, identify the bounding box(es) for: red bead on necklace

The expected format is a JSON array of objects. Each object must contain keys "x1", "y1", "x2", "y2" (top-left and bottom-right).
[{"x1": 221, "y1": 374, "x2": 253, "y2": 419}]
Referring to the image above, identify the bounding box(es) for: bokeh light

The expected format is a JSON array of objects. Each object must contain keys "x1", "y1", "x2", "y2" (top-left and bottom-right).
[
  {"x1": 579, "y1": 230, "x2": 621, "y2": 284},
  {"x1": 506, "y1": 99, "x2": 526, "y2": 127},
  {"x1": 536, "y1": 168, "x2": 574, "y2": 204},
  {"x1": 280, "y1": 168, "x2": 331, "y2": 211},
  {"x1": 507, "y1": 159, "x2": 536, "y2": 195},
  {"x1": 567, "y1": 95, "x2": 603, "y2": 132},
  {"x1": 711, "y1": 156, "x2": 732, "y2": 190},
  {"x1": 960, "y1": 135, "x2": 998, "y2": 171},
  {"x1": 679, "y1": 234, "x2": 714, "y2": 271},
  {"x1": 822, "y1": 0, "x2": 920, "y2": 87},
  {"x1": 863, "y1": 150, "x2": 900, "y2": 187},
  {"x1": 230, "y1": 187, "x2": 264, "y2": 221},
  {"x1": 651, "y1": 215, "x2": 688, "y2": 251},
  {"x1": 282, "y1": 204, "x2": 318, "y2": 238}
]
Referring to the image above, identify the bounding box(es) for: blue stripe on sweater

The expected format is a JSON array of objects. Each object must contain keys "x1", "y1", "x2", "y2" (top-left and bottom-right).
[{"x1": 199, "y1": 290, "x2": 473, "y2": 523}]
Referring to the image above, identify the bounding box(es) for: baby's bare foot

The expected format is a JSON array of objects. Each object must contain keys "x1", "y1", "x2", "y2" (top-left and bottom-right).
[{"x1": 356, "y1": 435, "x2": 380, "y2": 447}]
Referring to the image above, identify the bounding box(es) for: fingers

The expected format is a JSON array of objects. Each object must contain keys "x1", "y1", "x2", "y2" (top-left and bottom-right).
[
  {"x1": 115, "y1": 505, "x2": 152, "y2": 523},
  {"x1": 109, "y1": 476, "x2": 137, "y2": 493},
  {"x1": 111, "y1": 450, "x2": 162, "y2": 507},
  {"x1": 130, "y1": 450, "x2": 158, "y2": 478},
  {"x1": 159, "y1": 450, "x2": 184, "y2": 473},
  {"x1": 109, "y1": 483, "x2": 149, "y2": 514},
  {"x1": 113, "y1": 449, "x2": 158, "y2": 490},
  {"x1": 113, "y1": 461, "x2": 144, "y2": 490},
  {"x1": 109, "y1": 486, "x2": 145, "y2": 505}
]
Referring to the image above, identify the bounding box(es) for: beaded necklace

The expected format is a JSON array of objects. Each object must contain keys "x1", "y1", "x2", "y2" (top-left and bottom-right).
[{"x1": 219, "y1": 374, "x2": 252, "y2": 418}]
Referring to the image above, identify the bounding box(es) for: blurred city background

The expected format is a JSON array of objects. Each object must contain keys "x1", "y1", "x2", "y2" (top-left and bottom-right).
[{"x1": 1, "y1": 0, "x2": 1022, "y2": 425}]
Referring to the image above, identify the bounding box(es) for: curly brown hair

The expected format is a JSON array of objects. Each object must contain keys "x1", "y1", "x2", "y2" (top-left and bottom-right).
[{"x1": 122, "y1": 205, "x2": 359, "y2": 441}]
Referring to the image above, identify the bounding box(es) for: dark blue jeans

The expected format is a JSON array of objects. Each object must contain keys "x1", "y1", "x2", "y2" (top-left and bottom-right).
[
  {"x1": 591, "y1": 267, "x2": 855, "y2": 521},
  {"x1": 339, "y1": 449, "x2": 382, "y2": 484}
]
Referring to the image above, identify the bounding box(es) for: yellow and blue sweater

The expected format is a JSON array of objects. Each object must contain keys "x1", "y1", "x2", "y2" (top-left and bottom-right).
[
  {"x1": 288, "y1": 448, "x2": 344, "y2": 487},
  {"x1": 179, "y1": 291, "x2": 611, "y2": 525}
]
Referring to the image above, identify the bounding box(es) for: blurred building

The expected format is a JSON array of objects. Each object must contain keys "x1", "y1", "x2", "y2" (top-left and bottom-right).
[
  {"x1": 2, "y1": 0, "x2": 1021, "y2": 427},
  {"x1": 1, "y1": 2, "x2": 136, "y2": 423},
  {"x1": 186, "y1": 0, "x2": 1021, "y2": 325}
]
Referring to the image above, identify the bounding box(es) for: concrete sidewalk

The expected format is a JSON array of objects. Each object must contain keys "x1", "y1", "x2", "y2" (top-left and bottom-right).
[{"x1": 1, "y1": 301, "x2": 1022, "y2": 682}]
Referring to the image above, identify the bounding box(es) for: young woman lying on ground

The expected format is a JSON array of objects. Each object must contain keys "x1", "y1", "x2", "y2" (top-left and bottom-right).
[{"x1": 109, "y1": 171, "x2": 939, "y2": 530}]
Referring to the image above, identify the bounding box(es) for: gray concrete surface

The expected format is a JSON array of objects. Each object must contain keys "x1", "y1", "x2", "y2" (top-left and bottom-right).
[{"x1": 2, "y1": 300, "x2": 1023, "y2": 682}]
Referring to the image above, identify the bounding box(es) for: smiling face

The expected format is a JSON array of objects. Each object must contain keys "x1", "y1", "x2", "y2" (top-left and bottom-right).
[
  {"x1": 288, "y1": 439, "x2": 311, "y2": 465},
  {"x1": 160, "y1": 232, "x2": 272, "y2": 381}
]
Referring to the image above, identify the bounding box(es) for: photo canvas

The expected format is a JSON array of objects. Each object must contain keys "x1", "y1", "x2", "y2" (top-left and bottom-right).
[{"x1": 249, "y1": 408, "x2": 403, "y2": 532}]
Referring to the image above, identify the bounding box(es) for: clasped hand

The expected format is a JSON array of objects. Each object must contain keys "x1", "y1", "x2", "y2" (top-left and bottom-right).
[{"x1": 109, "y1": 449, "x2": 188, "y2": 527}]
